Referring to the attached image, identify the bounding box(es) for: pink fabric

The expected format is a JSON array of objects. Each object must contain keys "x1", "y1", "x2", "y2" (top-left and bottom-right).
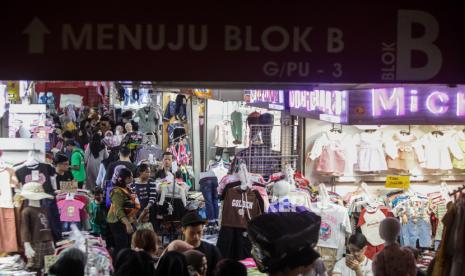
[
  {"x1": 317, "y1": 145, "x2": 346, "y2": 174},
  {"x1": 217, "y1": 173, "x2": 266, "y2": 196},
  {"x1": 168, "y1": 144, "x2": 191, "y2": 165},
  {"x1": 217, "y1": 174, "x2": 269, "y2": 210},
  {"x1": 251, "y1": 185, "x2": 269, "y2": 211},
  {"x1": 372, "y1": 243, "x2": 417, "y2": 276},
  {"x1": 57, "y1": 199, "x2": 85, "y2": 222},
  {"x1": 239, "y1": 258, "x2": 257, "y2": 268},
  {"x1": 218, "y1": 174, "x2": 240, "y2": 196},
  {"x1": 56, "y1": 194, "x2": 89, "y2": 205},
  {"x1": 0, "y1": 208, "x2": 17, "y2": 252}
]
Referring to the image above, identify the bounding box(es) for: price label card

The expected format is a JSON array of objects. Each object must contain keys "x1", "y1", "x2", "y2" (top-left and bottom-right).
[
  {"x1": 31, "y1": 170, "x2": 40, "y2": 181},
  {"x1": 385, "y1": 175, "x2": 410, "y2": 189},
  {"x1": 60, "y1": 181, "x2": 78, "y2": 193}
]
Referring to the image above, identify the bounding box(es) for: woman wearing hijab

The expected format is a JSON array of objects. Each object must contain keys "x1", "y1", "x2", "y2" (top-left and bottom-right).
[
  {"x1": 107, "y1": 167, "x2": 138, "y2": 260},
  {"x1": 84, "y1": 133, "x2": 109, "y2": 191}
]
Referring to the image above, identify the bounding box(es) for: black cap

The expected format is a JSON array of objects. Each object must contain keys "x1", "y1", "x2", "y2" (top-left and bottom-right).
[{"x1": 181, "y1": 212, "x2": 206, "y2": 227}]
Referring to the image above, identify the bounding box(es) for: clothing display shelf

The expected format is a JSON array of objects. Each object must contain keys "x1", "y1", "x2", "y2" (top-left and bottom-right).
[
  {"x1": 235, "y1": 123, "x2": 298, "y2": 178},
  {"x1": 326, "y1": 173, "x2": 465, "y2": 183}
]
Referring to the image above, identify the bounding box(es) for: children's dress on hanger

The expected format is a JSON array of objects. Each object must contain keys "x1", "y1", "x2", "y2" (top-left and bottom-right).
[{"x1": 354, "y1": 131, "x2": 388, "y2": 172}]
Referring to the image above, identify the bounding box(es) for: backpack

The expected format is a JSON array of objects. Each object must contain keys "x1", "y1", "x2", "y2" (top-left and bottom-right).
[
  {"x1": 108, "y1": 187, "x2": 141, "y2": 220},
  {"x1": 104, "y1": 180, "x2": 114, "y2": 209}
]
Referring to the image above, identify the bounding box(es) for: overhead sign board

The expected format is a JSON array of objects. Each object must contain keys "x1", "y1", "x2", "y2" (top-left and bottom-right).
[{"x1": 0, "y1": 3, "x2": 464, "y2": 82}]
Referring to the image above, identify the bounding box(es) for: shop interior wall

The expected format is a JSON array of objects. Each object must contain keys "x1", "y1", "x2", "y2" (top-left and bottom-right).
[
  {"x1": 205, "y1": 100, "x2": 283, "y2": 170},
  {"x1": 304, "y1": 118, "x2": 465, "y2": 196},
  {"x1": 162, "y1": 93, "x2": 192, "y2": 151},
  {"x1": 0, "y1": 138, "x2": 45, "y2": 165},
  {"x1": 35, "y1": 86, "x2": 100, "y2": 108},
  {"x1": 205, "y1": 100, "x2": 241, "y2": 167}
]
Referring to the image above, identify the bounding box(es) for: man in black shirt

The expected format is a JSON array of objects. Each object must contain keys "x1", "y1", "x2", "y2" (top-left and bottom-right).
[
  {"x1": 104, "y1": 147, "x2": 137, "y2": 181},
  {"x1": 181, "y1": 212, "x2": 222, "y2": 276},
  {"x1": 154, "y1": 151, "x2": 174, "y2": 180},
  {"x1": 53, "y1": 153, "x2": 74, "y2": 190}
]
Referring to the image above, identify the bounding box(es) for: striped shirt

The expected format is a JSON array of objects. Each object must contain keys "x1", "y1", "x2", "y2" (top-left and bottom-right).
[{"x1": 129, "y1": 180, "x2": 157, "y2": 209}]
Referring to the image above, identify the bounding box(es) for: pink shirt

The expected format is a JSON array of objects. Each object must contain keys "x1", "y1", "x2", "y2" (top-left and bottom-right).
[{"x1": 57, "y1": 199, "x2": 85, "y2": 222}]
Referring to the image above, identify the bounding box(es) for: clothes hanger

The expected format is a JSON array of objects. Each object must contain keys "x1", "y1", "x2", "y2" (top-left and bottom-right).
[
  {"x1": 238, "y1": 163, "x2": 252, "y2": 190},
  {"x1": 364, "y1": 129, "x2": 377, "y2": 133},
  {"x1": 329, "y1": 123, "x2": 342, "y2": 133},
  {"x1": 448, "y1": 184, "x2": 465, "y2": 197},
  {"x1": 283, "y1": 163, "x2": 296, "y2": 188},
  {"x1": 318, "y1": 183, "x2": 331, "y2": 208},
  {"x1": 400, "y1": 125, "x2": 411, "y2": 135},
  {"x1": 431, "y1": 130, "x2": 444, "y2": 136},
  {"x1": 24, "y1": 150, "x2": 39, "y2": 166}
]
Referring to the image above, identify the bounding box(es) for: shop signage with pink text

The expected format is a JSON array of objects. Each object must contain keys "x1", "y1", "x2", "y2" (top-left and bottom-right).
[
  {"x1": 244, "y1": 90, "x2": 287, "y2": 110},
  {"x1": 289, "y1": 90, "x2": 348, "y2": 123},
  {"x1": 349, "y1": 86, "x2": 465, "y2": 124}
]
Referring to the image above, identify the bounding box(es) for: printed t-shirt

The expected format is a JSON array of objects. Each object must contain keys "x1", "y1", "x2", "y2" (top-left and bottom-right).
[
  {"x1": 15, "y1": 163, "x2": 55, "y2": 195},
  {"x1": 357, "y1": 207, "x2": 391, "y2": 246},
  {"x1": 21, "y1": 206, "x2": 53, "y2": 242},
  {"x1": 221, "y1": 187, "x2": 263, "y2": 229},
  {"x1": 311, "y1": 203, "x2": 351, "y2": 249},
  {"x1": 57, "y1": 199, "x2": 85, "y2": 222}
]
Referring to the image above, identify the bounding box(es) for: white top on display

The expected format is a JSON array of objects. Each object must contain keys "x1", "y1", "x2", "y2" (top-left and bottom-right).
[{"x1": 9, "y1": 104, "x2": 46, "y2": 114}]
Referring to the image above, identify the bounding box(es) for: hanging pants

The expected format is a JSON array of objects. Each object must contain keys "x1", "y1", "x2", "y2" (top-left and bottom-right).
[
  {"x1": 231, "y1": 112, "x2": 243, "y2": 143},
  {"x1": 200, "y1": 177, "x2": 219, "y2": 221},
  {"x1": 41, "y1": 198, "x2": 62, "y2": 242}
]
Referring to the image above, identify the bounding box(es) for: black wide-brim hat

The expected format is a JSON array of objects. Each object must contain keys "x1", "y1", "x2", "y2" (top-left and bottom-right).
[{"x1": 247, "y1": 211, "x2": 321, "y2": 273}]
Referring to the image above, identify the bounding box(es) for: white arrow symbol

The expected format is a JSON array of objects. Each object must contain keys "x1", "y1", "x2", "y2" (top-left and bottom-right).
[{"x1": 22, "y1": 17, "x2": 51, "y2": 54}]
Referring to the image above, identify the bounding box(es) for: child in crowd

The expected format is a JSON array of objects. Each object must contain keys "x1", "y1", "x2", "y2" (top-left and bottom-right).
[
  {"x1": 137, "y1": 208, "x2": 155, "y2": 232},
  {"x1": 88, "y1": 187, "x2": 107, "y2": 237},
  {"x1": 130, "y1": 163, "x2": 158, "y2": 229}
]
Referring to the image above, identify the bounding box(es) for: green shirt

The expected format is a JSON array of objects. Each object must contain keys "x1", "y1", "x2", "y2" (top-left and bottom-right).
[
  {"x1": 88, "y1": 200, "x2": 107, "y2": 235},
  {"x1": 70, "y1": 148, "x2": 86, "y2": 182}
]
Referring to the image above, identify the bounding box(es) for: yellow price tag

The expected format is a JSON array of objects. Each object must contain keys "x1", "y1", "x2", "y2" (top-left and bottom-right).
[
  {"x1": 385, "y1": 175, "x2": 410, "y2": 189},
  {"x1": 7, "y1": 81, "x2": 20, "y2": 102}
]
